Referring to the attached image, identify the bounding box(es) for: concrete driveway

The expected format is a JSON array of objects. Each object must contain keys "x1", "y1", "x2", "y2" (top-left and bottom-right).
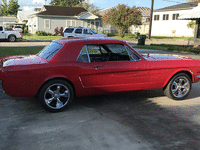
[{"x1": 1, "y1": 46, "x2": 200, "y2": 150}]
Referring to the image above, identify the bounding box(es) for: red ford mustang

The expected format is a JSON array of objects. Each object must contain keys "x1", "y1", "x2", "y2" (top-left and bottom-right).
[{"x1": 0, "y1": 38, "x2": 200, "y2": 112}]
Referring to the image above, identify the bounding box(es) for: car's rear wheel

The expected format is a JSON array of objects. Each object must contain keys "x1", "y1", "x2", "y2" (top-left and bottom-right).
[
  {"x1": 164, "y1": 73, "x2": 192, "y2": 100},
  {"x1": 8, "y1": 35, "x2": 16, "y2": 42},
  {"x1": 38, "y1": 79, "x2": 74, "y2": 112}
]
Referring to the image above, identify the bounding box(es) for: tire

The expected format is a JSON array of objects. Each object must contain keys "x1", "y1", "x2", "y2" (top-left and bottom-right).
[
  {"x1": 164, "y1": 73, "x2": 192, "y2": 100},
  {"x1": 38, "y1": 79, "x2": 74, "y2": 112},
  {"x1": 8, "y1": 35, "x2": 16, "y2": 42},
  {"x1": 67, "y1": 36, "x2": 74, "y2": 38}
]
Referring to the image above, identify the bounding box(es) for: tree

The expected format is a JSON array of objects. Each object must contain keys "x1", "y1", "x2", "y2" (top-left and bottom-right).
[
  {"x1": 8, "y1": 0, "x2": 20, "y2": 15},
  {"x1": 102, "y1": 4, "x2": 142, "y2": 38},
  {"x1": 50, "y1": 0, "x2": 84, "y2": 7},
  {"x1": 0, "y1": 4, "x2": 8, "y2": 16},
  {"x1": 0, "y1": 0, "x2": 19, "y2": 16},
  {"x1": 78, "y1": 1, "x2": 99, "y2": 14}
]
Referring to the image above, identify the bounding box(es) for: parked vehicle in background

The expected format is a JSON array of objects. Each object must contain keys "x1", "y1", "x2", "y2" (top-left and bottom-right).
[
  {"x1": 0, "y1": 26, "x2": 22, "y2": 42},
  {"x1": 1, "y1": 38, "x2": 200, "y2": 112},
  {"x1": 62, "y1": 27, "x2": 107, "y2": 38},
  {"x1": 12, "y1": 25, "x2": 22, "y2": 31}
]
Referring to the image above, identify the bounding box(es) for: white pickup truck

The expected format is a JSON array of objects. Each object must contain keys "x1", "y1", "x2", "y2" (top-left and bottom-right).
[{"x1": 0, "y1": 26, "x2": 23, "y2": 42}]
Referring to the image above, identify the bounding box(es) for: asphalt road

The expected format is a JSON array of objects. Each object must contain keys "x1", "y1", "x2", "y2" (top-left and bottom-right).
[{"x1": 1, "y1": 49, "x2": 200, "y2": 150}]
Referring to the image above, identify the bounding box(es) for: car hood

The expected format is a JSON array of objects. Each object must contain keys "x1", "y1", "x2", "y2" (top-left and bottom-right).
[
  {"x1": 142, "y1": 54, "x2": 193, "y2": 61},
  {"x1": 2, "y1": 55, "x2": 47, "y2": 67},
  {"x1": 95, "y1": 33, "x2": 107, "y2": 37}
]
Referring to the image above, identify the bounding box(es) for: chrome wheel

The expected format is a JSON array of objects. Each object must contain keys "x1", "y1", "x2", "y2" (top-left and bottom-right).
[
  {"x1": 44, "y1": 84, "x2": 70, "y2": 109},
  {"x1": 38, "y1": 79, "x2": 74, "y2": 112},
  {"x1": 171, "y1": 76, "x2": 190, "y2": 98},
  {"x1": 164, "y1": 73, "x2": 192, "y2": 100}
]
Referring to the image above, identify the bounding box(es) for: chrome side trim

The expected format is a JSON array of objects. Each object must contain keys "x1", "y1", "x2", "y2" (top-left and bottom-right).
[{"x1": 196, "y1": 75, "x2": 200, "y2": 78}]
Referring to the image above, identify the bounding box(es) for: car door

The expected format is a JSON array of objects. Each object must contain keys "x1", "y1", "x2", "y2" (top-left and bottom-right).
[
  {"x1": 0, "y1": 26, "x2": 5, "y2": 39},
  {"x1": 74, "y1": 28, "x2": 83, "y2": 37},
  {"x1": 77, "y1": 44, "x2": 157, "y2": 92}
]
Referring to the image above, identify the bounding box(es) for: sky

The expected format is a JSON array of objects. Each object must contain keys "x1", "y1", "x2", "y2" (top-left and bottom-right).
[{"x1": 18, "y1": 0, "x2": 190, "y2": 11}]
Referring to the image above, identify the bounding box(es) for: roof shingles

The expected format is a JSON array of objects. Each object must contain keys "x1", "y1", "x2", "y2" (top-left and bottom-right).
[{"x1": 37, "y1": 5, "x2": 87, "y2": 16}]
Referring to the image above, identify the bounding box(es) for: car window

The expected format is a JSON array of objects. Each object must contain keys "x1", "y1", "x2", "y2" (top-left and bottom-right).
[
  {"x1": 75, "y1": 29, "x2": 82, "y2": 34},
  {"x1": 64, "y1": 28, "x2": 74, "y2": 33},
  {"x1": 125, "y1": 46, "x2": 141, "y2": 61},
  {"x1": 87, "y1": 45, "x2": 106, "y2": 62},
  {"x1": 37, "y1": 42, "x2": 64, "y2": 61},
  {"x1": 83, "y1": 29, "x2": 93, "y2": 34},
  {"x1": 0, "y1": 27, "x2": 3, "y2": 31},
  {"x1": 101, "y1": 44, "x2": 130, "y2": 61},
  {"x1": 77, "y1": 46, "x2": 89, "y2": 63}
]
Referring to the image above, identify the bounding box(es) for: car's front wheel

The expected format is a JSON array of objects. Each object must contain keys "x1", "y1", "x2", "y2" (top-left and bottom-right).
[
  {"x1": 38, "y1": 79, "x2": 74, "y2": 112},
  {"x1": 164, "y1": 73, "x2": 192, "y2": 100}
]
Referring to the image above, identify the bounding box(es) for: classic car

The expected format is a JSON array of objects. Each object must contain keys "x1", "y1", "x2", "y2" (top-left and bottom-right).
[{"x1": 0, "y1": 38, "x2": 200, "y2": 112}]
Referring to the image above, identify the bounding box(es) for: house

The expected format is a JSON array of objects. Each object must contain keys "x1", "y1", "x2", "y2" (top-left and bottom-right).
[
  {"x1": 152, "y1": 2, "x2": 198, "y2": 37},
  {"x1": 17, "y1": 9, "x2": 41, "y2": 24},
  {"x1": 179, "y1": 2, "x2": 200, "y2": 45},
  {"x1": 0, "y1": 17, "x2": 17, "y2": 28},
  {"x1": 130, "y1": 7, "x2": 151, "y2": 34},
  {"x1": 26, "y1": 5, "x2": 103, "y2": 34}
]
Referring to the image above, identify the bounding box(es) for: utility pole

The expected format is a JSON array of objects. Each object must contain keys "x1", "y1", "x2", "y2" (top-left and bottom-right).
[{"x1": 148, "y1": 0, "x2": 154, "y2": 39}]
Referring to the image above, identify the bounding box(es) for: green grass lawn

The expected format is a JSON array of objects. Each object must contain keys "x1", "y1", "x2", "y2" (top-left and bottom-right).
[
  {"x1": 23, "y1": 33, "x2": 62, "y2": 41},
  {"x1": 0, "y1": 46, "x2": 44, "y2": 57}
]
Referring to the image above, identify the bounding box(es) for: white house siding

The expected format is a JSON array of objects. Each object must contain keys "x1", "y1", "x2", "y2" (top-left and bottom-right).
[
  {"x1": 34, "y1": 16, "x2": 103, "y2": 34},
  {"x1": 37, "y1": 16, "x2": 68, "y2": 34},
  {"x1": 152, "y1": 10, "x2": 194, "y2": 37}
]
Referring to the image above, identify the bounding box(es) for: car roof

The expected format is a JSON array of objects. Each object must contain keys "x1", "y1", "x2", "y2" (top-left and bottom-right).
[{"x1": 55, "y1": 37, "x2": 126, "y2": 45}]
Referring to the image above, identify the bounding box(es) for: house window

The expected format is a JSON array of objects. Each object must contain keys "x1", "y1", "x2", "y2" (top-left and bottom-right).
[
  {"x1": 66, "y1": 20, "x2": 71, "y2": 27},
  {"x1": 83, "y1": 21, "x2": 86, "y2": 27},
  {"x1": 87, "y1": 21, "x2": 90, "y2": 27},
  {"x1": 163, "y1": 14, "x2": 169, "y2": 20},
  {"x1": 154, "y1": 15, "x2": 159, "y2": 21},
  {"x1": 72, "y1": 20, "x2": 75, "y2": 27},
  {"x1": 44, "y1": 19, "x2": 50, "y2": 29},
  {"x1": 172, "y1": 14, "x2": 179, "y2": 20},
  {"x1": 34, "y1": 25, "x2": 36, "y2": 27}
]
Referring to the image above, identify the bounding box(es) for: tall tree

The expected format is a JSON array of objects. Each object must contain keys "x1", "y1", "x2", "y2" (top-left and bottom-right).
[
  {"x1": 50, "y1": 0, "x2": 84, "y2": 7},
  {"x1": 102, "y1": 4, "x2": 142, "y2": 38},
  {"x1": 8, "y1": 0, "x2": 20, "y2": 15},
  {"x1": 0, "y1": 0, "x2": 19, "y2": 16}
]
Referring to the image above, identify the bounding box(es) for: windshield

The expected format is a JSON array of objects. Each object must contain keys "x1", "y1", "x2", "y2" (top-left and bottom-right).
[{"x1": 37, "y1": 42, "x2": 64, "y2": 61}]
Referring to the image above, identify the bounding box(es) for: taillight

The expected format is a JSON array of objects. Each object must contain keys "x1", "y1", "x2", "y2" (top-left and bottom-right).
[
  {"x1": 20, "y1": 32, "x2": 22, "y2": 35},
  {"x1": 62, "y1": 32, "x2": 64, "y2": 37}
]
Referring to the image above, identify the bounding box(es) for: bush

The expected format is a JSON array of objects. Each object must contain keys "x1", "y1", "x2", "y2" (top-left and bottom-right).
[
  {"x1": 36, "y1": 30, "x2": 47, "y2": 36},
  {"x1": 46, "y1": 32, "x2": 52, "y2": 36},
  {"x1": 24, "y1": 28, "x2": 28, "y2": 33},
  {"x1": 59, "y1": 27, "x2": 63, "y2": 35}
]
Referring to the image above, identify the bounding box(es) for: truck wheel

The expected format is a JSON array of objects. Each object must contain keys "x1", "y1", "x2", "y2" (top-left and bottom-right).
[{"x1": 8, "y1": 35, "x2": 16, "y2": 42}]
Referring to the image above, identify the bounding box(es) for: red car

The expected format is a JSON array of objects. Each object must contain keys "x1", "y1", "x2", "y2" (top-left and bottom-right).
[{"x1": 0, "y1": 38, "x2": 200, "y2": 112}]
